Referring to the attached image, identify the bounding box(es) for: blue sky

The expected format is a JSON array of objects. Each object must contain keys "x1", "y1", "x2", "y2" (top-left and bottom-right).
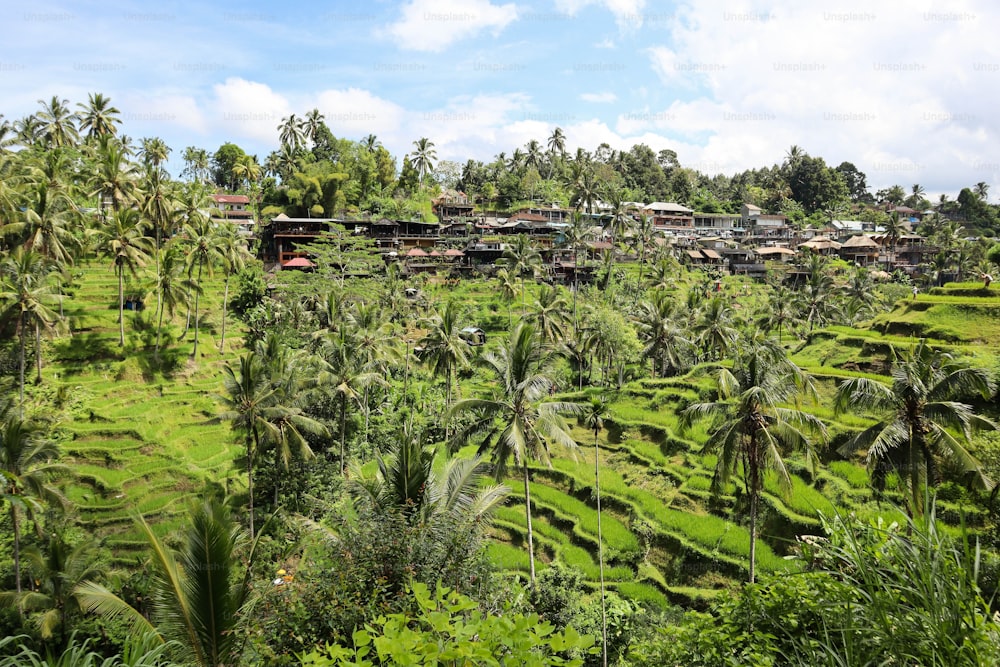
[{"x1": 2, "y1": 0, "x2": 999, "y2": 199}]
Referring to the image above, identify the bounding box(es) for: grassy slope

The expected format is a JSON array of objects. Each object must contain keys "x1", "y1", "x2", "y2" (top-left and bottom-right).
[{"x1": 30, "y1": 268, "x2": 997, "y2": 601}]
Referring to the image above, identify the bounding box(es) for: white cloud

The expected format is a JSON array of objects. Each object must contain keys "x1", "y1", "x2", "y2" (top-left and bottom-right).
[
  {"x1": 638, "y1": 0, "x2": 1000, "y2": 193},
  {"x1": 580, "y1": 92, "x2": 618, "y2": 103},
  {"x1": 210, "y1": 78, "x2": 292, "y2": 145},
  {"x1": 594, "y1": 38, "x2": 616, "y2": 48},
  {"x1": 382, "y1": 0, "x2": 518, "y2": 52},
  {"x1": 554, "y1": 0, "x2": 646, "y2": 27},
  {"x1": 314, "y1": 88, "x2": 406, "y2": 139}
]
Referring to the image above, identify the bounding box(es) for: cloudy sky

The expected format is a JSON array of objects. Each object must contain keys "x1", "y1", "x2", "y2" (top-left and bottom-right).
[{"x1": 2, "y1": 0, "x2": 998, "y2": 198}]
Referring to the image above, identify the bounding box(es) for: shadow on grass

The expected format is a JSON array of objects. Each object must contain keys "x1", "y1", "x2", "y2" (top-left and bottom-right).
[{"x1": 52, "y1": 333, "x2": 124, "y2": 370}]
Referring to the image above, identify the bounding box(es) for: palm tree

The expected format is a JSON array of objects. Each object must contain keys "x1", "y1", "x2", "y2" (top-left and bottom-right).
[
  {"x1": 560, "y1": 212, "x2": 594, "y2": 335},
  {"x1": 217, "y1": 225, "x2": 251, "y2": 353},
  {"x1": 834, "y1": 341, "x2": 995, "y2": 516},
  {"x1": 448, "y1": 323, "x2": 581, "y2": 586},
  {"x1": 303, "y1": 108, "x2": 325, "y2": 146},
  {"x1": 758, "y1": 286, "x2": 797, "y2": 343},
  {"x1": 317, "y1": 329, "x2": 381, "y2": 474},
  {"x1": 581, "y1": 397, "x2": 612, "y2": 667},
  {"x1": 0, "y1": 248, "x2": 63, "y2": 405},
  {"x1": 0, "y1": 403, "x2": 67, "y2": 595},
  {"x1": 546, "y1": 127, "x2": 566, "y2": 179},
  {"x1": 495, "y1": 267, "x2": 518, "y2": 329},
  {"x1": 77, "y1": 93, "x2": 121, "y2": 139},
  {"x1": 417, "y1": 300, "x2": 470, "y2": 415},
  {"x1": 632, "y1": 214, "x2": 655, "y2": 284},
  {"x1": 499, "y1": 234, "x2": 542, "y2": 316},
  {"x1": 636, "y1": 292, "x2": 692, "y2": 378},
  {"x1": 349, "y1": 436, "x2": 508, "y2": 588},
  {"x1": 35, "y1": 96, "x2": 79, "y2": 148},
  {"x1": 151, "y1": 242, "x2": 198, "y2": 356},
  {"x1": 77, "y1": 498, "x2": 255, "y2": 667},
  {"x1": 524, "y1": 284, "x2": 569, "y2": 345},
  {"x1": 602, "y1": 190, "x2": 633, "y2": 289},
  {"x1": 139, "y1": 137, "x2": 170, "y2": 170},
  {"x1": 882, "y1": 212, "x2": 907, "y2": 272},
  {"x1": 90, "y1": 137, "x2": 139, "y2": 216},
  {"x1": 692, "y1": 296, "x2": 738, "y2": 361},
  {"x1": 9, "y1": 181, "x2": 79, "y2": 269},
  {"x1": 101, "y1": 208, "x2": 153, "y2": 346},
  {"x1": 218, "y1": 353, "x2": 278, "y2": 539},
  {"x1": 410, "y1": 137, "x2": 437, "y2": 182},
  {"x1": 2, "y1": 531, "x2": 102, "y2": 644},
  {"x1": 278, "y1": 113, "x2": 305, "y2": 152},
  {"x1": 681, "y1": 338, "x2": 826, "y2": 583},
  {"x1": 974, "y1": 181, "x2": 990, "y2": 202},
  {"x1": 181, "y1": 146, "x2": 210, "y2": 183},
  {"x1": 181, "y1": 215, "x2": 225, "y2": 357}
]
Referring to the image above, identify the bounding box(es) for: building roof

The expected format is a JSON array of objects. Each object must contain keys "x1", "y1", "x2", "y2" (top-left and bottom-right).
[
  {"x1": 406, "y1": 247, "x2": 429, "y2": 257},
  {"x1": 282, "y1": 257, "x2": 314, "y2": 268},
  {"x1": 212, "y1": 194, "x2": 250, "y2": 204},
  {"x1": 756, "y1": 246, "x2": 796, "y2": 256},
  {"x1": 841, "y1": 234, "x2": 880, "y2": 249},
  {"x1": 443, "y1": 248, "x2": 465, "y2": 257},
  {"x1": 799, "y1": 238, "x2": 842, "y2": 250},
  {"x1": 646, "y1": 201, "x2": 694, "y2": 214},
  {"x1": 701, "y1": 248, "x2": 723, "y2": 260}
]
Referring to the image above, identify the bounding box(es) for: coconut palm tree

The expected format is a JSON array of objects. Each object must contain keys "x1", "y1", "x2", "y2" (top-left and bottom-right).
[
  {"x1": 448, "y1": 323, "x2": 581, "y2": 587},
  {"x1": 546, "y1": 127, "x2": 566, "y2": 179},
  {"x1": 758, "y1": 286, "x2": 797, "y2": 343},
  {"x1": 559, "y1": 212, "x2": 594, "y2": 335},
  {"x1": 834, "y1": 341, "x2": 995, "y2": 516},
  {"x1": 77, "y1": 498, "x2": 256, "y2": 667},
  {"x1": 495, "y1": 267, "x2": 518, "y2": 329},
  {"x1": 100, "y1": 208, "x2": 153, "y2": 346},
  {"x1": 681, "y1": 337, "x2": 826, "y2": 583},
  {"x1": 499, "y1": 234, "x2": 543, "y2": 316},
  {"x1": 974, "y1": 181, "x2": 989, "y2": 202},
  {"x1": 139, "y1": 137, "x2": 170, "y2": 170},
  {"x1": 303, "y1": 108, "x2": 325, "y2": 147},
  {"x1": 692, "y1": 296, "x2": 739, "y2": 361},
  {"x1": 349, "y1": 435, "x2": 508, "y2": 588},
  {"x1": 77, "y1": 93, "x2": 121, "y2": 140},
  {"x1": 9, "y1": 181, "x2": 79, "y2": 270},
  {"x1": 218, "y1": 353, "x2": 279, "y2": 539},
  {"x1": 181, "y1": 146, "x2": 210, "y2": 184},
  {"x1": 417, "y1": 300, "x2": 470, "y2": 415},
  {"x1": 410, "y1": 137, "x2": 437, "y2": 182},
  {"x1": 636, "y1": 292, "x2": 692, "y2": 378},
  {"x1": 90, "y1": 137, "x2": 139, "y2": 217},
  {"x1": 2, "y1": 531, "x2": 102, "y2": 644},
  {"x1": 35, "y1": 96, "x2": 79, "y2": 149},
  {"x1": 0, "y1": 248, "x2": 63, "y2": 404},
  {"x1": 581, "y1": 397, "x2": 613, "y2": 667},
  {"x1": 217, "y1": 225, "x2": 251, "y2": 353},
  {"x1": 278, "y1": 113, "x2": 305, "y2": 152},
  {"x1": 181, "y1": 215, "x2": 225, "y2": 358},
  {"x1": 151, "y1": 242, "x2": 198, "y2": 356},
  {"x1": 524, "y1": 284, "x2": 569, "y2": 345},
  {"x1": 316, "y1": 328, "x2": 381, "y2": 474},
  {"x1": 0, "y1": 403, "x2": 67, "y2": 595}
]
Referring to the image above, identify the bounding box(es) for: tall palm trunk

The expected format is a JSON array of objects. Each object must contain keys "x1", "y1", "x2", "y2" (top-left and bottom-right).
[
  {"x1": 118, "y1": 267, "x2": 125, "y2": 346},
  {"x1": 340, "y1": 393, "x2": 348, "y2": 474},
  {"x1": 746, "y1": 436, "x2": 761, "y2": 585},
  {"x1": 523, "y1": 460, "x2": 536, "y2": 587},
  {"x1": 18, "y1": 315, "x2": 26, "y2": 412},
  {"x1": 219, "y1": 274, "x2": 231, "y2": 352},
  {"x1": 248, "y1": 427, "x2": 258, "y2": 540},
  {"x1": 155, "y1": 295, "x2": 166, "y2": 355},
  {"x1": 35, "y1": 322, "x2": 42, "y2": 384},
  {"x1": 191, "y1": 259, "x2": 204, "y2": 357},
  {"x1": 595, "y1": 430, "x2": 607, "y2": 667},
  {"x1": 11, "y1": 505, "x2": 21, "y2": 594}
]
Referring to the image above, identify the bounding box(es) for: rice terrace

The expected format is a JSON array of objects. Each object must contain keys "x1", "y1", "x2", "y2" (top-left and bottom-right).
[{"x1": 4, "y1": 52, "x2": 1000, "y2": 667}]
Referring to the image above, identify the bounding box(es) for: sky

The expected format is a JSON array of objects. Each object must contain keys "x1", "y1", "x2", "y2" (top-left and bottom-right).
[{"x1": 2, "y1": 0, "x2": 999, "y2": 199}]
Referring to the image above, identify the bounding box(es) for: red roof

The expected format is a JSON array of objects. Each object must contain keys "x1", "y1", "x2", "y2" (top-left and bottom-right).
[
  {"x1": 282, "y1": 257, "x2": 314, "y2": 268},
  {"x1": 444, "y1": 249, "x2": 465, "y2": 257},
  {"x1": 406, "y1": 247, "x2": 429, "y2": 257},
  {"x1": 428, "y1": 250, "x2": 442, "y2": 257},
  {"x1": 212, "y1": 194, "x2": 250, "y2": 204}
]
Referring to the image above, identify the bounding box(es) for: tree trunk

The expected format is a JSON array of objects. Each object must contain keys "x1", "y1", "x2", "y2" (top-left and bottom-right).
[
  {"x1": 247, "y1": 429, "x2": 257, "y2": 540},
  {"x1": 191, "y1": 259, "x2": 203, "y2": 357},
  {"x1": 11, "y1": 505, "x2": 21, "y2": 595},
  {"x1": 340, "y1": 393, "x2": 348, "y2": 474},
  {"x1": 155, "y1": 294, "x2": 165, "y2": 356},
  {"x1": 18, "y1": 314, "x2": 26, "y2": 412},
  {"x1": 523, "y1": 460, "x2": 537, "y2": 587},
  {"x1": 747, "y1": 439, "x2": 761, "y2": 585},
  {"x1": 35, "y1": 322, "x2": 42, "y2": 384},
  {"x1": 910, "y1": 429, "x2": 922, "y2": 516},
  {"x1": 118, "y1": 268, "x2": 125, "y2": 346},
  {"x1": 595, "y1": 431, "x2": 607, "y2": 667},
  {"x1": 219, "y1": 274, "x2": 230, "y2": 352}
]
